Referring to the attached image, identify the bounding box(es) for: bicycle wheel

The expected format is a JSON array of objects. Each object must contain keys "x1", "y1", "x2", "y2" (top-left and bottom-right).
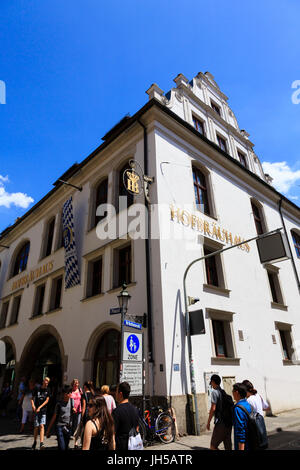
[
  {"x1": 155, "y1": 412, "x2": 175, "y2": 444},
  {"x1": 138, "y1": 417, "x2": 148, "y2": 446}
]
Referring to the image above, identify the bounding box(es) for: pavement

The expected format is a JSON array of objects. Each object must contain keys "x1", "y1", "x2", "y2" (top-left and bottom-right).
[{"x1": 1, "y1": 408, "x2": 300, "y2": 451}]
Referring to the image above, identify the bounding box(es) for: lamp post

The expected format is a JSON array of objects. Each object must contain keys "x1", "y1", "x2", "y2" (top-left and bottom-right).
[{"x1": 117, "y1": 283, "x2": 131, "y2": 382}]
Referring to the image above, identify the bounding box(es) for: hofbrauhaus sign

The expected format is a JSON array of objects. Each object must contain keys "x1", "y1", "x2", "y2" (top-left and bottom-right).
[
  {"x1": 11, "y1": 261, "x2": 54, "y2": 291},
  {"x1": 170, "y1": 205, "x2": 250, "y2": 252}
]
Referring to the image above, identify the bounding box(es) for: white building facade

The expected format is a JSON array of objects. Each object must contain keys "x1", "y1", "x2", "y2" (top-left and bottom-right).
[{"x1": 1, "y1": 71, "x2": 300, "y2": 433}]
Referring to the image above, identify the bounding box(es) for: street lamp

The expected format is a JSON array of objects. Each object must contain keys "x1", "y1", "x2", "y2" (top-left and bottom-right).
[{"x1": 117, "y1": 283, "x2": 131, "y2": 382}]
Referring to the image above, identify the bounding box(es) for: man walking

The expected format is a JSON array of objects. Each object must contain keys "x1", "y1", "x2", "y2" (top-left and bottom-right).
[
  {"x1": 206, "y1": 374, "x2": 233, "y2": 450},
  {"x1": 112, "y1": 382, "x2": 140, "y2": 451},
  {"x1": 31, "y1": 377, "x2": 51, "y2": 450},
  {"x1": 232, "y1": 382, "x2": 252, "y2": 451},
  {"x1": 46, "y1": 385, "x2": 74, "y2": 451}
]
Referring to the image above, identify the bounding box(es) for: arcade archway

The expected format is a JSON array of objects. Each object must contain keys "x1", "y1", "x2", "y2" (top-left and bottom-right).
[{"x1": 93, "y1": 329, "x2": 120, "y2": 388}]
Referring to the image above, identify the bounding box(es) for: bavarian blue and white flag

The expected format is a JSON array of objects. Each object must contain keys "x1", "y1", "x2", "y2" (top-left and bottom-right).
[{"x1": 62, "y1": 197, "x2": 81, "y2": 289}]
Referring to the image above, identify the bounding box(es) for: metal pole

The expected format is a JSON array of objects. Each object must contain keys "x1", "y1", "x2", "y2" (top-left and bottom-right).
[
  {"x1": 120, "y1": 306, "x2": 125, "y2": 382},
  {"x1": 183, "y1": 227, "x2": 283, "y2": 435}
]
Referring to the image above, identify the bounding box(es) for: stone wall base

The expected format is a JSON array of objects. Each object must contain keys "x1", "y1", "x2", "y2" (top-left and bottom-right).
[{"x1": 129, "y1": 393, "x2": 208, "y2": 435}]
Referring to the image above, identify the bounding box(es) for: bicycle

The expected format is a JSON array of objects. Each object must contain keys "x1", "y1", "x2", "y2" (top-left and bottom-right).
[{"x1": 138, "y1": 404, "x2": 176, "y2": 446}]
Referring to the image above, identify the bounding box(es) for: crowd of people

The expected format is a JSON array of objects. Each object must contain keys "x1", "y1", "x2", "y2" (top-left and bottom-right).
[
  {"x1": 2, "y1": 377, "x2": 140, "y2": 451},
  {"x1": 1, "y1": 373, "x2": 271, "y2": 451}
]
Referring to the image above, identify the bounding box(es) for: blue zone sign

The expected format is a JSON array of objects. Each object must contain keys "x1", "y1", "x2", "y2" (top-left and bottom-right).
[{"x1": 123, "y1": 333, "x2": 142, "y2": 361}]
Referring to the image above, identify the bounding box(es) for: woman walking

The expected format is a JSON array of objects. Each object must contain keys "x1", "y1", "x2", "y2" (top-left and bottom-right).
[
  {"x1": 70, "y1": 379, "x2": 83, "y2": 449},
  {"x1": 100, "y1": 385, "x2": 116, "y2": 414},
  {"x1": 242, "y1": 380, "x2": 270, "y2": 416},
  {"x1": 82, "y1": 396, "x2": 115, "y2": 450}
]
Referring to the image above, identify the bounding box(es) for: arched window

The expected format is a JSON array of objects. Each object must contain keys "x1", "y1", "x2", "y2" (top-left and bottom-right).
[
  {"x1": 251, "y1": 200, "x2": 266, "y2": 235},
  {"x1": 93, "y1": 329, "x2": 120, "y2": 388},
  {"x1": 94, "y1": 178, "x2": 108, "y2": 227},
  {"x1": 291, "y1": 230, "x2": 300, "y2": 259},
  {"x1": 193, "y1": 166, "x2": 210, "y2": 215},
  {"x1": 12, "y1": 242, "x2": 30, "y2": 277}
]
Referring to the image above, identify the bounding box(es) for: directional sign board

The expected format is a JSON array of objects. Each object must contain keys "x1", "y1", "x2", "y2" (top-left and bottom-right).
[
  {"x1": 124, "y1": 319, "x2": 142, "y2": 330},
  {"x1": 121, "y1": 362, "x2": 143, "y2": 396},
  {"x1": 110, "y1": 307, "x2": 122, "y2": 315},
  {"x1": 123, "y1": 332, "x2": 143, "y2": 361}
]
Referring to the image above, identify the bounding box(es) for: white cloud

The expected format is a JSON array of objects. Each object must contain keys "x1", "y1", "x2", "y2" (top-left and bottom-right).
[
  {"x1": 0, "y1": 175, "x2": 34, "y2": 209},
  {"x1": 262, "y1": 161, "x2": 300, "y2": 194}
]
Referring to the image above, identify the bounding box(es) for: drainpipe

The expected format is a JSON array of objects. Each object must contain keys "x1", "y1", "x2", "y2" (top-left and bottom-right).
[
  {"x1": 137, "y1": 119, "x2": 155, "y2": 397},
  {"x1": 278, "y1": 196, "x2": 300, "y2": 294}
]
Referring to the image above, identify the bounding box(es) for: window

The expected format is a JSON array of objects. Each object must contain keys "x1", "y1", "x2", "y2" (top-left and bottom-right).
[
  {"x1": 87, "y1": 258, "x2": 103, "y2": 298},
  {"x1": 10, "y1": 295, "x2": 21, "y2": 325},
  {"x1": 266, "y1": 268, "x2": 284, "y2": 305},
  {"x1": 279, "y1": 330, "x2": 291, "y2": 360},
  {"x1": 212, "y1": 320, "x2": 227, "y2": 357},
  {"x1": 118, "y1": 162, "x2": 134, "y2": 210},
  {"x1": 192, "y1": 167, "x2": 210, "y2": 215},
  {"x1": 291, "y1": 230, "x2": 300, "y2": 259},
  {"x1": 211, "y1": 100, "x2": 221, "y2": 116},
  {"x1": 192, "y1": 116, "x2": 205, "y2": 136},
  {"x1": 94, "y1": 178, "x2": 108, "y2": 227},
  {"x1": 33, "y1": 284, "x2": 45, "y2": 317},
  {"x1": 93, "y1": 329, "x2": 120, "y2": 388},
  {"x1": 208, "y1": 310, "x2": 237, "y2": 361},
  {"x1": 217, "y1": 134, "x2": 227, "y2": 152},
  {"x1": 237, "y1": 151, "x2": 248, "y2": 169},
  {"x1": 0, "y1": 301, "x2": 9, "y2": 329},
  {"x1": 12, "y1": 242, "x2": 30, "y2": 277},
  {"x1": 204, "y1": 247, "x2": 219, "y2": 287},
  {"x1": 251, "y1": 201, "x2": 265, "y2": 235},
  {"x1": 43, "y1": 218, "x2": 55, "y2": 258},
  {"x1": 114, "y1": 245, "x2": 131, "y2": 288},
  {"x1": 50, "y1": 276, "x2": 63, "y2": 310}
]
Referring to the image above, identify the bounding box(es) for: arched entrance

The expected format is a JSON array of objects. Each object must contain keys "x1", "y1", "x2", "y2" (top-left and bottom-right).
[
  {"x1": 93, "y1": 329, "x2": 120, "y2": 388},
  {"x1": 0, "y1": 339, "x2": 16, "y2": 391}
]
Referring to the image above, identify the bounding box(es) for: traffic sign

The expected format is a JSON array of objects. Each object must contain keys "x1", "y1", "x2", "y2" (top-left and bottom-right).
[
  {"x1": 121, "y1": 362, "x2": 143, "y2": 396},
  {"x1": 124, "y1": 319, "x2": 142, "y2": 330},
  {"x1": 123, "y1": 332, "x2": 143, "y2": 361}
]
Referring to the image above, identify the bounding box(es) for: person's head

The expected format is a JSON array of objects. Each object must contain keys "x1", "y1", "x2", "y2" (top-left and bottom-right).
[
  {"x1": 83, "y1": 381, "x2": 95, "y2": 395},
  {"x1": 42, "y1": 377, "x2": 50, "y2": 388},
  {"x1": 28, "y1": 379, "x2": 35, "y2": 390},
  {"x1": 232, "y1": 383, "x2": 248, "y2": 401},
  {"x1": 87, "y1": 396, "x2": 115, "y2": 442},
  {"x1": 61, "y1": 385, "x2": 72, "y2": 401},
  {"x1": 242, "y1": 380, "x2": 257, "y2": 397},
  {"x1": 101, "y1": 385, "x2": 110, "y2": 395},
  {"x1": 110, "y1": 384, "x2": 117, "y2": 398},
  {"x1": 210, "y1": 374, "x2": 221, "y2": 389},
  {"x1": 71, "y1": 379, "x2": 79, "y2": 390},
  {"x1": 116, "y1": 382, "x2": 130, "y2": 403}
]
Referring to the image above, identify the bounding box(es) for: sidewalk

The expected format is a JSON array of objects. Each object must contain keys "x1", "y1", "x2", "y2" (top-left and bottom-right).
[
  {"x1": 144, "y1": 408, "x2": 300, "y2": 450},
  {"x1": 1, "y1": 408, "x2": 300, "y2": 450}
]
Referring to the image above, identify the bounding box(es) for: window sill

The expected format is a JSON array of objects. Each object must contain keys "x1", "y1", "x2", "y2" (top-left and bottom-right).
[
  {"x1": 271, "y1": 302, "x2": 288, "y2": 311},
  {"x1": 6, "y1": 322, "x2": 19, "y2": 328},
  {"x1": 193, "y1": 205, "x2": 219, "y2": 222},
  {"x1": 107, "y1": 282, "x2": 137, "y2": 294},
  {"x1": 81, "y1": 293, "x2": 105, "y2": 303},
  {"x1": 29, "y1": 313, "x2": 44, "y2": 320},
  {"x1": 211, "y1": 357, "x2": 240, "y2": 366},
  {"x1": 45, "y1": 307, "x2": 62, "y2": 315},
  {"x1": 203, "y1": 284, "x2": 231, "y2": 296},
  {"x1": 282, "y1": 359, "x2": 295, "y2": 366}
]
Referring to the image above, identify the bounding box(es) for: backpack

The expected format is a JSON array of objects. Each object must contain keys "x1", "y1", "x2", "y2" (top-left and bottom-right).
[
  {"x1": 235, "y1": 404, "x2": 268, "y2": 450},
  {"x1": 219, "y1": 389, "x2": 234, "y2": 427}
]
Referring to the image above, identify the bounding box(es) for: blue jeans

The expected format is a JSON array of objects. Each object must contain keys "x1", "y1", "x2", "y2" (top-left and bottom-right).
[{"x1": 56, "y1": 425, "x2": 71, "y2": 451}]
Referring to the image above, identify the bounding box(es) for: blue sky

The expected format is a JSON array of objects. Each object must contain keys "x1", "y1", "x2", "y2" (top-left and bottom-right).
[{"x1": 1, "y1": 0, "x2": 300, "y2": 232}]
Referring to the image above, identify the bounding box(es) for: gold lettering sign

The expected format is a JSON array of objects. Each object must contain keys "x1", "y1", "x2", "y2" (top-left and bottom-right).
[
  {"x1": 170, "y1": 206, "x2": 250, "y2": 253},
  {"x1": 126, "y1": 170, "x2": 140, "y2": 194},
  {"x1": 12, "y1": 261, "x2": 54, "y2": 291}
]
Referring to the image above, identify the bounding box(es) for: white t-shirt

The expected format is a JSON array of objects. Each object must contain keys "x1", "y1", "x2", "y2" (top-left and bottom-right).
[
  {"x1": 247, "y1": 394, "x2": 269, "y2": 416},
  {"x1": 22, "y1": 392, "x2": 33, "y2": 412},
  {"x1": 103, "y1": 394, "x2": 116, "y2": 414}
]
